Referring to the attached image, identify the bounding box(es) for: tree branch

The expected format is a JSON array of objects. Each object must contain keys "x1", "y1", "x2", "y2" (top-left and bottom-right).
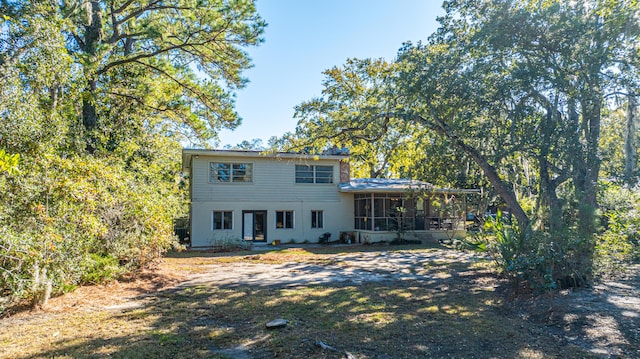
[
  {"x1": 110, "y1": 0, "x2": 137, "y2": 15},
  {"x1": 96, "y1": 36, "x2": 212, "y2": 76},
  {"x1": 131, "y1": 59, "x2": 219, "y2": 111}
]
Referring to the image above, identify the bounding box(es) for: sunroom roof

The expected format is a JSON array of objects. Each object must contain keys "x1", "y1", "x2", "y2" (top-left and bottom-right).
[{"x1": 338, "y1": 178, "x2": 480, "y2": 194}]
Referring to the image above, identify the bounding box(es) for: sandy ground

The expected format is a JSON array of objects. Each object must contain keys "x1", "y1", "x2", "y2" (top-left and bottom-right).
[
  {"x1": 179, "y1": 249, "x2": 485, "y2": 288},
  {"x1": 178, "y1": 248, "x2": 640, "y2": 357},
  {"x1": 2, "y1": 247, "x2": 638, "y2": 357}
]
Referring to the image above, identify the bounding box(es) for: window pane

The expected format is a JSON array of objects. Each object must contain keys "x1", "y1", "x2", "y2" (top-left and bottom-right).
[
  {"x1": 373, "y1": 198, "x2": 385, "y2": 217},
  {"x1": 355, "y1": 218, "x2": 371, "y2": 230},
  {"x1": 232, "y1": 163, "x2": 252, "y2": 182},
  {"x1": 216, "y1": 163, "x2": 231, "y2": 182},
  {"x1": 276, "y1": 211, "x2": 284, "y2": 228},
  {"x1": 213, "y1": 211, "x2": 222, "y2": 229},
  {"x1": 211, "y1": 163, "x2": 252, "y2": 182},
  {"x1": 210, "y1": 163, "x2": 231, "y2": 182},
  {"x1": 295, "y1": 165, "x2": 314, "y2": 183},
  {"x1": 315, "y1": 166, "x2": 333, "y2": 183},
  {"x1": 387, "y1": 198, "x2": 403, "y2": 218},
  {"x1": 383, "y1": 198, "x2": 392, "y2": 216},
  {"x1": 374, "y1": 218, "x2": 387, "y2": 231},
  {"x1": 223, "y1": 211, "x2": 233, "y2": 229},
  {"x1": 213, "y1": 211, "x2": 232, "y2": 230},
  {"x1": 312, "y1": 210, "x2": 323, "y2": 228},
  {"x1": 285, "y1": 211, "x2": 293, "y2": 228},
  {"x1": 276, "y1": 211, "x2": 293, "y2": 229},
  {"x1": 355, "y1": 197, "x2": 371, "y2": 217},
  {"x1": 245, "y1": 164, "x2": 253, "y2": 181}
]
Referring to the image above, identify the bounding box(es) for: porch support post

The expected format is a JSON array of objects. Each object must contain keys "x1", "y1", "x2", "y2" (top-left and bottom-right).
[{"x1": 370, "y1": 193, "x2": 375, "y2": 230}]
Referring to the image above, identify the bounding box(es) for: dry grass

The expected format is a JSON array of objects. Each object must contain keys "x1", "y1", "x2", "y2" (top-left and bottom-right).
[{"x1": 1, "y1": 245, "x2": 635, "y2": 358}]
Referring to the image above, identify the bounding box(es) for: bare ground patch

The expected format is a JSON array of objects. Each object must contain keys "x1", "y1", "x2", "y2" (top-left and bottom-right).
[{"x1": 1, "y1": 245, "x2": 638, "y2": 358}]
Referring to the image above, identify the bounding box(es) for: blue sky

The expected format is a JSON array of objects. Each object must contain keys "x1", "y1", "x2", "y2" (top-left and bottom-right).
[{"x1": 217, "y1": 0, "x2": 445, "y2": 147}]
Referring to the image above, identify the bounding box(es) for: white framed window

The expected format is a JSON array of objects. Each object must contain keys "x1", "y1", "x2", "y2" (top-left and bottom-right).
[
  {"x1": 295, "y1": 165, "x2": 333, "y2": 184},
  {"x1": 212, "y1": 211, "x2": 233, "y2": 230},
  {"x1": 210, "y1": 162, "x2": 253, "y2": 183},
  {"x1": 311, "y1": 210, "x2": 324, "y2": 229},
  {"x1": 275, "y1": 210, "x2": 294, "y2": 229}
]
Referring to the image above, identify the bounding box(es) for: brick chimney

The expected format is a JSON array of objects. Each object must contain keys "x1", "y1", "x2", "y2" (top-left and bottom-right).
[{"x1": 339, "y1": 160, "x2": 350, "y2": 183}]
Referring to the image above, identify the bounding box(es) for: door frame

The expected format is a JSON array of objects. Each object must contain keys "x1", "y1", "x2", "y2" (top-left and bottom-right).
[{"x1": 242, "y1": 210, "x2": 267, "y2": 242}]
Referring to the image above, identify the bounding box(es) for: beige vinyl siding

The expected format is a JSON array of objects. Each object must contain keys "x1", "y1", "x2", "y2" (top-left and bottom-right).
[
  {"x1": 190, "y1": 195, "x2": 353, "y2": 247},
  {"x1": 191, "y1": 155, "x2": 341, "y2": 203},
  {"x1": 188, "y1": 153, "x2": 353, "y2": 247}
]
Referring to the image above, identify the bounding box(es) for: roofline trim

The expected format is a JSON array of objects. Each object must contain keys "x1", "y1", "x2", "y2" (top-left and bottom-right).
[
  {"x1": 181, "y1": 148, "x2": 349, "y2": 172},
  {"x1": 337, "y1": 187, "x2": 481, "y2": 194}
]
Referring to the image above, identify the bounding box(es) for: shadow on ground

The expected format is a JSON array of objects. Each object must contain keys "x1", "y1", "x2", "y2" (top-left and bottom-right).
[{"x1": 7, "y1": 247, "x2": 639, "y2": 358}]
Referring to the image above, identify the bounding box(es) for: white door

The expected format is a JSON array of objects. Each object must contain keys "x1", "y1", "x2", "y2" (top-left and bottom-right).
[{"x1": 243, "y1": 212, "x2": 254, "y2": 240}]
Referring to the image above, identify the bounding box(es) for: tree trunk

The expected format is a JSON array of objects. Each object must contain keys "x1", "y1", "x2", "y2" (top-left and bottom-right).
[
  {"x1": 415, "y1": 114, "x2": 531, "y2": 235},
  {"x1": 81, "y1": 1, "x2": 103, "y2": 152},
  {"x1": 538, "y1": 108, "x2": 564, "y2": 232},
  {"x1": 539, "y1": 163, "x2": 563, "y2": 232},
  {"x1": 455, "y1": 138, "x2": 531, "y2": 234},
  {"x1": 570, "y1": 91, "x2": 601, "y2": 234},
  {"x1": 625, "y1": 94, "x2": 638, "y2": 186},
  {"x1": 82, "y1": 79, "x2": 98, "y2": 130}
]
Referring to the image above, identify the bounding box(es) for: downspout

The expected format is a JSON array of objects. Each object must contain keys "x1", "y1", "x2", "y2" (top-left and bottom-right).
[
  {"x1": 188, "y1": 155, "x2": 194, "y2": 247},
  {"x1": 299, "y1": 198, "x2": 305, "y2": 242}
]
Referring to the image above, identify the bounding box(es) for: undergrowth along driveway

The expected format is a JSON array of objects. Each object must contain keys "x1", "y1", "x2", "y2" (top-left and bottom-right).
[{"x1": 1, "y1": 244, "x2": 638, "y2": 358}]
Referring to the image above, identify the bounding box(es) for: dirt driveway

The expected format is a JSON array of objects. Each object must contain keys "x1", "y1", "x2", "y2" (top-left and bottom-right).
[
  {"x1": 180, "y1": 247, "x2": 484, "y2": 288},
  {"x1": 176, "y1": 245, "x2": 640, "y2": 357},
  {"x1": 1, "y1": 245, "x2": 639, "y2": 358}
]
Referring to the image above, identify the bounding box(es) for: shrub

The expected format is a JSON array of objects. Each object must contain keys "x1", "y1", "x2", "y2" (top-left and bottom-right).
[
  {"x1": 210, "y1": 237, "x2": 251, "y2": 252},
  {"x1": 478, "y1": 211, "x2": 592, "y2": 293},
  {"x1": 0, "y1": 152, "x2": 182, "y2": 313},
  {"x1": 595, "y1": 183, "x2": 640, "y2": 277},
  {"x1": 81, "y1": 254, "x2": 127, "y2": 285}
]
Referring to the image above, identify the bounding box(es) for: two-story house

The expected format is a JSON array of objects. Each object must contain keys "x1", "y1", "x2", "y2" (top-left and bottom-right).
[{"x1": 181, "y1": 149, "x2": 478, "y2": 248}]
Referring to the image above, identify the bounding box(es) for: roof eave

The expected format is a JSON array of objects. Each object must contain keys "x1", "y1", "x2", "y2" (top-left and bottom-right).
[
  {"x1": 338, "y1": 186, "x2": 481, "y2": 195},
  {"x1": 181, "y1": 148, "x2": 349, "y2": 166}
]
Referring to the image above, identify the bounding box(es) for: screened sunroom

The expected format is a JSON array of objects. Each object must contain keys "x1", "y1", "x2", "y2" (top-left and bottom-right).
[{"x1": 339, "y1": 178, "x2": 479, "y2": 242}]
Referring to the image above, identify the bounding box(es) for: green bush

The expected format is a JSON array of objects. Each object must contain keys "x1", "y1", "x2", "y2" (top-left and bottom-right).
[
  {"x1": 0, "y1": 152, "x2": 182, "y2": 313},
  {"x1": 209, "y1": 237, "x2": 251, "y2": 252},
  {"x1": 595, "y1": 184, "x2": 640, "y2": 277},
  {"x1": 478, "y1": 211, "x2": 592, "y2": 292},
  {"x1": 81, "y1": 254, "x2": 127, "y2": 285},
  {"x1": 0, "y1": 226, "x2": 32, "y2": 312}
]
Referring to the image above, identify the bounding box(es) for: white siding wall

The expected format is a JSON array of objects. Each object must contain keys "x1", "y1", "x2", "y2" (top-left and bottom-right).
[{"x1": 189, "y1": 154, "x2": 353, "y2": 247}]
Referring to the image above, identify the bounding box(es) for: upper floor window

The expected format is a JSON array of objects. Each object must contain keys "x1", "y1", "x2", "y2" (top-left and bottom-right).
[
  {"x1": 295, "y1": 165, "x2": 333, "y2": 184},
  {"x1": 210, "y1": 162, "x2": 252, "y2": 183}
]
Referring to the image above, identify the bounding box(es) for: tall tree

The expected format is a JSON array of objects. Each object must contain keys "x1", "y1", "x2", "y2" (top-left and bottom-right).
[
  {"x1": 58, "y1": 0, "x2": 266, "y2": 151},
  {"x1": 395, "y1": 0, "x2": 639, "y2": 233},
  {"x1": 0, "y1": 0, "x2": 265, "y2": 309},
  {"x1": 276, "y1": 58, "x2": 483, "y2": 187},
  {"x1": 625, "y1": 95, "x2": 638, "y2": 185},
  {"x1": 283, "y1": 0, "x2": 640, "y2": 238}
]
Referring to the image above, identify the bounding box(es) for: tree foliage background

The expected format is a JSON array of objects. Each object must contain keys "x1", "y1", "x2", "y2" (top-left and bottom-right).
[
  {"x1": 0, "y1": 0, "x2": 264, "y2": 311},
  {"x1": 2, "y1": 0, "x2": 638, "y2": 310},
  {"x1": 276, "y1": 0, "x2": 640, "y2": 290}
]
